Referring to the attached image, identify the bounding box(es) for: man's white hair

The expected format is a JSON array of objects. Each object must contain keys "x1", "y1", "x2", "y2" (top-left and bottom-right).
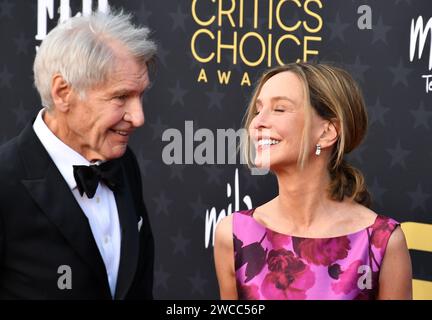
[{"x1": 33, "y1": 10, "x2": 157, "y2": 110}]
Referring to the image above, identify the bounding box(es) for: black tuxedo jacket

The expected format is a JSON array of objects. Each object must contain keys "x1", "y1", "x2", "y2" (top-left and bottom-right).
[{"x1": 0, "y1": 121, "x2": 154, "y2": 299}]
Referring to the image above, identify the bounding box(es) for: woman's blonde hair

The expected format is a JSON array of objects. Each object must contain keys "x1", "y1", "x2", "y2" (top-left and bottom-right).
[{"x1": 242, "y1": 62, "x2": 371, "y2": 207}]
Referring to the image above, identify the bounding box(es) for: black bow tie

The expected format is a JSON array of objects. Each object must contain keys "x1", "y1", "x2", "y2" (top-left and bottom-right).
[{"x1": 73, "y1": 161, "x2": 121, "y2": 199}]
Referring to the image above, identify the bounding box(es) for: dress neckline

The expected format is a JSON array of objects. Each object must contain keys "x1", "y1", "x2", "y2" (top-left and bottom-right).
[{"x1": 243, "y1": 208, "x2": 381, "y2": 240}]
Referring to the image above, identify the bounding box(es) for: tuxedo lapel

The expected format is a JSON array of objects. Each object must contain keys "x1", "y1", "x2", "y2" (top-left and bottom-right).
[
  {"x1": 17, "y1": 123, "x2": 111, "y2": 297},
  {"x1": 114, "y1": 160, "x2": 139, "y2": 299}
]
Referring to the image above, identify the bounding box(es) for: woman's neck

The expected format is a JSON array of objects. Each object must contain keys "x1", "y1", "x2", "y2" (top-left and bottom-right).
[{"x1": 273, "y1": 162, "x2": 334, "y2": 232}]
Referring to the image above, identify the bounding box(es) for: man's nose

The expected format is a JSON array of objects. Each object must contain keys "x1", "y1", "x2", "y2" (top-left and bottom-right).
[{"x1": 124, "y1": 98, "x2": 145, "y2": 128}]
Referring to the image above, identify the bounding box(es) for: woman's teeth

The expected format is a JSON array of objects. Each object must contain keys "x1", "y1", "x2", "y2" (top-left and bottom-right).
[{"x1": 257, "y1": 139, "x2": 280, "y2": 146}]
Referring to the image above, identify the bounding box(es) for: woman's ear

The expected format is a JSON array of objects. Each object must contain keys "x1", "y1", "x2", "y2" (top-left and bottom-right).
[
  {"x1": 319, "y1": 119, "x2": 339, "y2": 148},
  {"x1": 51, "y1": 74, "x2": 72, "y2": 112}
]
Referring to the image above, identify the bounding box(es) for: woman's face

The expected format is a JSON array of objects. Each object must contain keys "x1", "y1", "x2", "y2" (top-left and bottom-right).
[{"x1": 248, "y1": 71, "x2": 324, "y2": 170}]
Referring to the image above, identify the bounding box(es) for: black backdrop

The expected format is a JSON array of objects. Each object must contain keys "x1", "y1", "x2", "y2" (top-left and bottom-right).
[{"x1": 0, "y1": 0, "x2": 431, "y2": 299}]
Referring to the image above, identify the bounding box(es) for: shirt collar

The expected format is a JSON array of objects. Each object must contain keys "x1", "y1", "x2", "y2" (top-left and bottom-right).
[{"x1": 33, "y1": 108, "x2": 95, "y2": 190}]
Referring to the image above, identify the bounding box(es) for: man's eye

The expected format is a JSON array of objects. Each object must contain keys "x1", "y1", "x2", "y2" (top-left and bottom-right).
[{"x1": 114, "y1": 95, "x2": 127, "y2": 101}]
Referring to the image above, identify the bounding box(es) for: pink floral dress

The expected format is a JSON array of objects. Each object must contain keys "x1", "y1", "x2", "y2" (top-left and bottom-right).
[{"x1": 233, "y1": 209, "x2": 399, "y2": 300}]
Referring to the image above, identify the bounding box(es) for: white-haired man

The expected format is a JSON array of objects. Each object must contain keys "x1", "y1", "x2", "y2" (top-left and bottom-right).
[{"x1": 0, "y1": 11, "x2": 156, "y2": 299}]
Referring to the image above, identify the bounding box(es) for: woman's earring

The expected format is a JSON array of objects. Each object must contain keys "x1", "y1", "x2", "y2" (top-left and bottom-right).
[{"x1": 315, "y1": 144, "x2": 321, "y2": 156}]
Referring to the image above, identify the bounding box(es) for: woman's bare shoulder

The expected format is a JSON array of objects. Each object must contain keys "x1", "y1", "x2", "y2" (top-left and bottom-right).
[{"x1": 215, "y1": 214, "x2": 233, "y2": 248}]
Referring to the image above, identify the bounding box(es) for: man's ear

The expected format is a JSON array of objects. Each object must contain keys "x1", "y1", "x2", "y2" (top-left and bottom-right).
[
  {"x1": 319, "y1": 119, "x2": 339, "y2": 148},
  {"x1": 51, "y1": 74, "x2": 73, "y2": 112}
]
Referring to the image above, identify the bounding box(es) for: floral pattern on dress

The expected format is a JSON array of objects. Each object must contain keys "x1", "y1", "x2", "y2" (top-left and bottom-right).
[
  {"x1": 293, "y1": 236, "x2": 351, "y2": 265},
  {"x1": 233, "y1": 209, "x2": 399, "y2": 300},
  {"x1": 261, "y1": 248, "x2": 315, "y2": 299}
]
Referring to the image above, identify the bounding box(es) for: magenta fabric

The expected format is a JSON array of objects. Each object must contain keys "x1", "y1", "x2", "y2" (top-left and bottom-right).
[{"x1": 233, "y1": 209, "x2": 399, "y2": 300}]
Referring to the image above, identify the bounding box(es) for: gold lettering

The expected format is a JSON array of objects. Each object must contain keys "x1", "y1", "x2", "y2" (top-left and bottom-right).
[
  {"x1": 275, "y1": 34, "x2": 301, "y2": 65},
  {"x1": 192, "y1": 0, "x2": 216, "y2": 26},
  {"x1": 217, "y1": 30, "x2": 238, "y2": 64},
  {"x1": 217, "y1": 70, "x2": 232, "y2": 84},
  {"x1": 239, "y1": 32, "x2": 266, "y2": 67},
  {"x1": 239, "y1": 0, "x2": 244, "y2": 28},
  {"x1": 198, "y1": 68, "x2": 208, "y2": 83},
  {"x1": 253, "y1": 0, "x2": 259, "y2": 29},
  {"x1": 191, "y1": 29, "x2": 215, "y2": 63},
  {"x1": 276, "y1": 0, "x2": 302, "y2": 32},
  {"x1": 218, "y1": 0, "x2": 236, "y2": 27},
  {"x1": 268, "y1": 0, "x2": 274, "y2": 30},
  {"x1": 303, "y1": 0, "x2": 323, "y2": 33},
  {"x1": 303, "y1": 36, "x2": 321, "y2": 61},
  {"x1": 241, "y1": 72, "x2": 251, "y2": 86}
]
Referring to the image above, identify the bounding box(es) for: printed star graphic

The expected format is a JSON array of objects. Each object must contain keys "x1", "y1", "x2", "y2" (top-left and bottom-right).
[
  {"x1": 0, "y1": 65, "x2": 13, "y2": 88},
  {"x1": 369, "y1": 178, "x2": 387, "y2": 207},
  {"x1": 410, "y1": 101, "x2": 432, "y2": 129},
  {"x1": 152, "y1": 191, "x2": 173, "y2": 216},
  {"x1": 148, "y1": 117, "x2": 169, "y2": 141},
  {"x1": 408, "y1": 184, "x2": 430, "y2": 212},
  {"x1": 190, "y1": 195, "x2": 208, "y2": 221},
  {"x1": 372, "y1": 16, "x2": 392, "y2": 45},
  {"x1": 14, "y1": 32, "x2": 31, "y2": 55},
  {"x1": 136, "y1": 150, "x2": 152, "y2": 176},
  {"x1": 168, "y1": 81, "x2": 188, "y2": 106},
  {"x1": 156, "y1": 44, "x2": 169, "y2": 69},
  {"x1": 138, "y1": 3, "x2": 153, "y2": 25},
  {"x1": 327, "y1": 12, "x2": 350, "y2": 41},
  {"x1": 346, "y1": 144, "x2": 367, "y2": 164},
  {"x1": 369, "y1": 98, "x2": 390, "y2": 126},
  {"x1": 170, "y1": 229, "x2": 191, "y2": 255},
  {"x1": 205, "y1": 85, "x2": 225, "y2": 110},
  {"x1": 169, "y1": 164, "x2": 186, "y2": 181},
  {"x1": 389, "y1": 58, "x2": 413, "y2": 87},
  {"x1": 154, "y1": 264, "x2": 171, "y2": 290},
  {"x1": 386, "y1": 140, "x2": 411, "y2": 168},
  {"x1": 203, "y1": 165, "x2": 224, "y2": 185},
  {"x1": 0, "y1": 0, "x2": 14, "y2": 18},
  {"x1": 346, "y1": 56, "x2": 370, "y2": 83},
  {"x1": 169, "y1": 5, "x2": 188, "y2": 32},
  {"x1": 187, "y1": 51, "x2": 203, "y2": 70},
  {"x1": 395, "y1": 0, "x2": 412, "y2": 4},
  {"x1": 12, "y1": 102, "x2": 33, "y2": 128},
  {"x1": 188, "y1": 269, "x2": 208, "y2": 296}
]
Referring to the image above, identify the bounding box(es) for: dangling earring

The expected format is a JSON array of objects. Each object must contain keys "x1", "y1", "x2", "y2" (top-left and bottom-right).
[{"x1": 315, "y1": 144, "x2": 321, "y2": 156}]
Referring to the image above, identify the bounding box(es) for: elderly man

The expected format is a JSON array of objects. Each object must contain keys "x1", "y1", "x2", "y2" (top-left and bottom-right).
[{"x1": 0, "y1": 11, "x2": 156, "y2": 299}]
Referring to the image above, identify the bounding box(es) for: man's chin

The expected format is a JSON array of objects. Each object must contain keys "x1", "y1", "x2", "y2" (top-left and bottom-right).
[{"x1": 105, "y1": 144, "x2": 128, "y2": 160}]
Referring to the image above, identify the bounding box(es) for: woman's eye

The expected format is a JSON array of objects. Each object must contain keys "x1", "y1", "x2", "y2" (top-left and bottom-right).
[{"x1": 275, "y1": 108, "x2": 285, "y2": 112}]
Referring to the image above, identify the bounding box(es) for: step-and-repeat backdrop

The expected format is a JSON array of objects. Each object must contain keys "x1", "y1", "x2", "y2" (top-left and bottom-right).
[{"x1": 0, "y1": 0, "x2": 431, "y2": 299}]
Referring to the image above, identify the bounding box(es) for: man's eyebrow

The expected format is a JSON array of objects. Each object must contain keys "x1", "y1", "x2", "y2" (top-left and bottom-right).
[{"x1": 110, "y1": 89, "x2": 130, "y2": 96}]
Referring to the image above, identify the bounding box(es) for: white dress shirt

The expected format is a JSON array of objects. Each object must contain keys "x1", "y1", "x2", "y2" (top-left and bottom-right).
[{"x1": 33, "y1": 108, "x2": 121, "y2": 298}]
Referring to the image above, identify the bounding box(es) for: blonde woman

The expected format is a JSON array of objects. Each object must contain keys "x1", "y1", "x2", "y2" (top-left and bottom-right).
[{"x1": 214, "y1": 62, "x2": 412, "y2": 300}]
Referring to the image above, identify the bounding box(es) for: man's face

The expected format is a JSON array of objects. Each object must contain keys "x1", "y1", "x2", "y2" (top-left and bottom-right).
[{"x1": 63, "y1": 46, "x2": 149, "y2": 161}]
